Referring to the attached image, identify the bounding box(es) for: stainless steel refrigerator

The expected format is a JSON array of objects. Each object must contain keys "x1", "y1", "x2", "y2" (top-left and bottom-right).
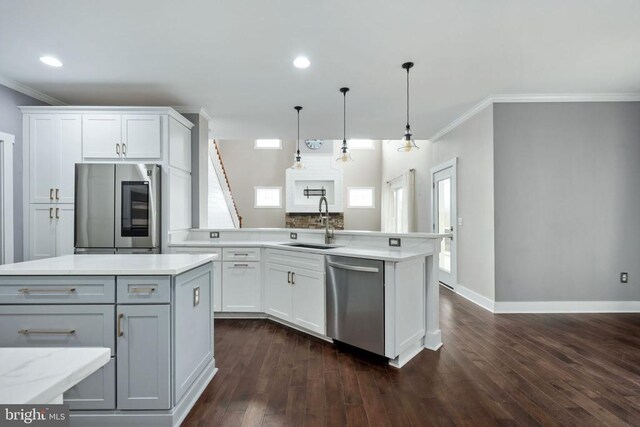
[{"x1": 74, "y1": 164, "x2": 161, "y2": 254}]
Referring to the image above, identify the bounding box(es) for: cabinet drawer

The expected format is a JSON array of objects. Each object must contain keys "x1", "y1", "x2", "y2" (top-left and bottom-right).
[
  {"x1": 223, "y1": 247, "x2": 261, "y2": 262},
  {"x1": 266, "y1": 249, "x2": 325, "y2": 272},
  {"x1": 64, "y1": 357, "x2": 115, "y2": 410},
  {"x1": 0, "y1": 305, "x2": 115, "y2": 356},
  {"x1": 0, "y1": 276, "x2": 115, "y2": 304},
  {"x1": 117, "y1": 276, "x2": 170, "y2": 304}
]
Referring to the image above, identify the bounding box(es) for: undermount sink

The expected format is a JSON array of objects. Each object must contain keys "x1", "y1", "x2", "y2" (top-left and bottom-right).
[{"x1": 282, "y1": 243, "x2": 340, "y2": 250}]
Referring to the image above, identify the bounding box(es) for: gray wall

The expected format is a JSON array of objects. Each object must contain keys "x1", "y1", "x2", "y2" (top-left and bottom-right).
[
  {"x1": 217, "y1": 140, "x2": 382, "y2": 230},
  {"x1": 381, "y1": 107, "x2": 496, "y2": 300},
  {"x1": 494, "y1": 102, "x2": 640, "y2": 302},
  {"x1": 0, "y1": 85, "x2": 48, "y2": 261}
]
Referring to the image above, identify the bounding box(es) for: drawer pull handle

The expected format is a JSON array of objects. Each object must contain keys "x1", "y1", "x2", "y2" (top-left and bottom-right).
[
  {"x1": 233, "y1": 253, "x2": 249, "y2": 256},
  {"x1": 19, "y1": 329, "x2": 76, "y2": 335},
  {"x1": 233, "y1": 263, "x2": 249, "y2": 267},
  {"x1": 129, "y1": 286, "x2": 156, "y2": 294},
  {"x1": 117, "y1": 313, "x2": 124, "y2": 337},
  {"x1": 19, "y1": 287, "x2": 77, "y2": 294}
]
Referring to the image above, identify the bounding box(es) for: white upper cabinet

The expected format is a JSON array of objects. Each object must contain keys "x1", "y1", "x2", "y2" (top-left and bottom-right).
[
  {"x1": 82, "y1": 115, "x2": 122, "y2": 159},
  {"x1": 29, "y1": 114, "x2": 81, "y2": 204},
  {"x1": 121, "y1": 115, "x2": 161, "y2": 160}
]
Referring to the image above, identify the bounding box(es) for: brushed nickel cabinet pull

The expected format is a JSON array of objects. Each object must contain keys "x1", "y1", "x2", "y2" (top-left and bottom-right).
[
  {"x1": 55, "y1": 207, "x2": 59, "y2": 219},
  {"x1": 55, "y1": 188, "x2": 59, "y2": 200},
  {"x1": 19, "y1": 287, "x2": 76, "y2": 294},
  {"x1": 291, "y1": 272, "x2": 296, "y2": 285},
  {"x1": 116, "y1": 143, "x2": 120, "y2": 155},
  {"x1": 129, "y1": 286, "x2": 156, "y2": 294},
  {"x1": 19, "y1": 329, "x2": 76, "y2": 335},
  {"x1": 233, "y1": 263, "x2": 249, "y2": 267},
  {"x1": 233, "y1": 253, "x2": 249, "y2": 256},
  {"x1": 49, "y1": 207, "x2": 53, "y2": 219},
  {"x1": 49, "y1": 188, "x2": 54, "y2": 200},
  {"x1": 122, "y1": 143, "x2": 127, "y2": 155},
  {"x1": 287, "y1": 271, "x2": 292, "y2": 284},
  {"x1": 117, "y1": 313, "x2": 124, "y2": 337}
]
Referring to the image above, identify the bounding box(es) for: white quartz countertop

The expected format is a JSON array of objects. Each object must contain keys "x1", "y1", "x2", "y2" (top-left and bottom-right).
[
  {"x1": 0, "y1": 254, "x2": 217, "y2": 276},
  {"x1": 0, "y1": 347, "x2": 110, "y2": 404},
  {"x1": 170, "y1": 241, "x2": 434, "y2": 262}
]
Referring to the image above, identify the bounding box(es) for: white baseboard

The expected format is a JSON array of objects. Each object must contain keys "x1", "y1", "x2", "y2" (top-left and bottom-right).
[
  {"x1": 455, "y1": 285, "x2": 495, "y2": 312},
  {"x1": 452, "y1": 285, "x2": 640, "y2": 314},
  {"x1": 494, "y1": 300, "x2": 640, "y2": 314}
]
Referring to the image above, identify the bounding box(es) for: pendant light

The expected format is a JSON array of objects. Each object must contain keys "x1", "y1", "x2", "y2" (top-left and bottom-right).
[
  {"x1": 398, "y1": 61, "x2": 419, "y2": 152},
  {"x1": 291, "y1": 106, "x2": 304, "y2": 169},
  {"x1": 336, "y1": 87, "x2": 353, "y2": 163}
]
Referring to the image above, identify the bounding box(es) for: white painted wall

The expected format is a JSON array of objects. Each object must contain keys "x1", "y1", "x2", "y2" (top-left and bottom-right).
[{"x1": 381, "y1": 107, "x2": 495, "y2": 300}]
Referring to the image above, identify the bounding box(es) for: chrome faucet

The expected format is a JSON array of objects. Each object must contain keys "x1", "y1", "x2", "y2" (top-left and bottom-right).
[{"x1": 318, "y1": 196, "x2": 334, "y2": 244}]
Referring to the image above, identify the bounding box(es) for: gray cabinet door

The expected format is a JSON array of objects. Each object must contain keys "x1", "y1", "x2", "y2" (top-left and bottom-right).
[{"x1": 116, "y1": 304, "x2": 170, "y2": 410}]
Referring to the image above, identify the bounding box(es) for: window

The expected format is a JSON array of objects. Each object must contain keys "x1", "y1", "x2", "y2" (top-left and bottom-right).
[
  {"x1": 347, "y1": 187, "x2": 375, "y2": 208},
  {"x1": 254, "y1": 139, "x2": 282, "y2": 149},
  {"x1": 347, "y1": 139, "x2": 375, "y2": 150},
  {"x1": 254, "y1": 187, "x2": 282, "y2": 208}
]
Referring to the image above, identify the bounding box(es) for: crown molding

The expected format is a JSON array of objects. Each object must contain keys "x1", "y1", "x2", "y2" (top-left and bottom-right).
[
  {"x1": 430, "y1": 92, "x2": 640, "y2": 142},
  {"x1": 173, "y1": 106, "x2": 214, "y2": 135},
  {"x1": 0, "y1": 74, "x2": 66, "y2": 106}
]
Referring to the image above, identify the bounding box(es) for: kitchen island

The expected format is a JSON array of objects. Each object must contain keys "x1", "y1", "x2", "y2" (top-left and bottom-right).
[{"x1": 0, "y1": 254, "x2": 217, "y2": 427}]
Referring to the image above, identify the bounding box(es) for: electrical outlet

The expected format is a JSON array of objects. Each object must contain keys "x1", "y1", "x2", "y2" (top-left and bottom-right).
[
  {"x1": 620, "y1": 272, "x2": 628, "y2": 284},
  {"x1": 290, "y1": 232, "x2": 298, "y2": 240},
  {"x1": 389, "y1": 238, "x2": 401, "y2": 247},
  {"x1": 209, "y1": 231, "x2": 219, "y2": 239}
]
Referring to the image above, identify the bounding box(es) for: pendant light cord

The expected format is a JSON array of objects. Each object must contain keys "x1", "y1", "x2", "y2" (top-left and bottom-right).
[
  {"x1": 406, "y1": 67, "x2": 410, "y2": 128},
  {"x1": 343, "y1": 91, "x2": 346, "y2": 142}
]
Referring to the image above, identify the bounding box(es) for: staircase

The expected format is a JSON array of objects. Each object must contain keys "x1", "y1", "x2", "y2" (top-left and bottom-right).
[{"x1": 208, "y1": 140, "x2": 242, "y2": 228}]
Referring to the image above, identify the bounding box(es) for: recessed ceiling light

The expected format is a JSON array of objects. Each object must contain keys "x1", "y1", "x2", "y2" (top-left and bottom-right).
[
  {"x1": 39, "y1": 56, "x2": 63, "y2": 67},
  {"x1": 293, "y1": 56, "x2": 310, "y2": 69}
]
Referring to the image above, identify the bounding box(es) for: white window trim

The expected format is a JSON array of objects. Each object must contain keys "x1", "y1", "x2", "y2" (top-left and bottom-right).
[
  {"x1": 347, "y1": 186, "x2": 376, "y2": 209},
  {"x1": 347, "y1": 139, "x2": 375, "y2": 150},
  {"x1": 254, "y1": 139, "x2": 282, "y2": 150},
  {"x1": 254, "y1": 186, "x2": 282, "y2": 208}
]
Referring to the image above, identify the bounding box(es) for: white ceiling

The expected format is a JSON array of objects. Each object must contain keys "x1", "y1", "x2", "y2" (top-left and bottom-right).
[{"x1": 1, "y1": 0, "x2": 639, "y2": 140}]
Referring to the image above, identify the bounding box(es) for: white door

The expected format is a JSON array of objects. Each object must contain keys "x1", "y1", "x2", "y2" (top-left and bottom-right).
[
  {"x1": 121, "y1": 115, "x2": 160, "y2": 160},
  {"x1": 431, "y1": 159, "x2": 457, "y2": 289},
  {"x1": 29, "y1": 115, "x2": 58, "y2": 203},
  {"x1": 30, "y1": 205, "x2": 56, "y2": 259},
  {"x1": 57, "y1": 115, "x2": 81, "y2": 203},
  {"x1": 292, "y1": 268, "x2": 325, "y2": 334},
  {"x1": 221, "y1": 262, "x2": 261, "y2": 312},
  {"x1": 83, "y1": 115, "x2": 122, "y2": 159},
  {"x1": 55, "y1": 205, "x2": 75, "y2": 256},
  {"x1": 264, "y1": 263, "x2": 293, "y2": 321}
]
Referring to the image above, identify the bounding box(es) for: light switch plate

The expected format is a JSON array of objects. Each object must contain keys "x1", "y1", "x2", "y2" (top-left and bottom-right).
[
  {"x1": 193, "y1": 287, "x2": 200, "y2": 306},
  {"x1": 209, "y1": 232, "x2": 219, "y2": 239},
  {"x1": 458, "y1": 217, "x2": 463, "y2": 226},
  {"x1": 621, "y1": 272, "x2": 628, "y2": 283},
  {"x1": 389, "y1": 238, "x2": 401, "y2": 247},
  {"x1": 290, "y1": 232, "x2": 298, "y2": 240}
]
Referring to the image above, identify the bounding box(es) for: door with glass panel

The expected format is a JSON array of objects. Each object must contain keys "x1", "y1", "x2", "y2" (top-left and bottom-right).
[{"x1": 431, "y1": 159, "x2": 457, "y2": 288}]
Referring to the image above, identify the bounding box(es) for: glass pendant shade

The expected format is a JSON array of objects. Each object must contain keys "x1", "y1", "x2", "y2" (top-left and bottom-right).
[
  {"x1": 291, "y1": 106, "x2": 304, "y2": 169},
  {"x1": 336, "y1": 140, "x2": 353, "y2": 162}
]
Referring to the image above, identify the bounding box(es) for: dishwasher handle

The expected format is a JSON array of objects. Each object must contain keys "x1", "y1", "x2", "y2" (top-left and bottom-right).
[{"x1": 327, "y1": 261, "x2": 380, "y2": 273}]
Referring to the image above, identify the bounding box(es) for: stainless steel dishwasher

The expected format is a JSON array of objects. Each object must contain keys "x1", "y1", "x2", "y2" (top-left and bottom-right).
[{"x1": 326, "y1": 255, "x2": 385, "y2": 355}]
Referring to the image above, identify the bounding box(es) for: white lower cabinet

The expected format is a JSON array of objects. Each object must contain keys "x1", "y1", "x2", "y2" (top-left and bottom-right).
[
  {"x1": 265, "y1": 262, "x2": 325, "y2": 335},
  {"x1": 116, "y1": 304, "x2": 171, "y2": 410},
  {"x1": 212, "y1": 261, "x2": 222, "y2": 312},
  {"x1": 29, "y1": 204, "x2": 75, "y2": 260},
  {"x1": 222, "y1": 261, "x2": 261, "y2": 312}
]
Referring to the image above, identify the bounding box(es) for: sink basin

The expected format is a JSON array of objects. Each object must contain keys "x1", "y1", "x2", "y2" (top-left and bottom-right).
[{"x1": 282, "y1": 243, "x2": 340, "y2": 250}]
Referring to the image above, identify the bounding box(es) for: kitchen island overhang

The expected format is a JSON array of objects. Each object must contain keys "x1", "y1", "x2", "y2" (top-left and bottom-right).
[{"x1": 0, "y1": 254, "x2": 218, "y2": 427}]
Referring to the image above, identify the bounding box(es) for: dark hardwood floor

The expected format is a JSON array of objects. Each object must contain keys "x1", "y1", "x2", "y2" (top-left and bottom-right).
[{"x1": 183, "y1": 287, "x2": 640, "y2": 426}]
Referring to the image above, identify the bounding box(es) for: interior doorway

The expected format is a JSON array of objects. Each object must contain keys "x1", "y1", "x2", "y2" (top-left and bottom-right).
[{"x1": 431, "y1": 158, "x2": 457, "y2": 289}]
